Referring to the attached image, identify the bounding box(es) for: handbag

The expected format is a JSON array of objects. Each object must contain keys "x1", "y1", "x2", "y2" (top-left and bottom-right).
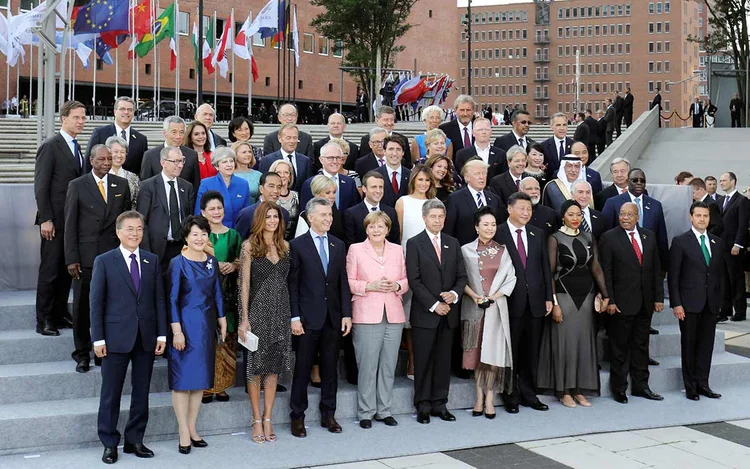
[{"x1": 239, "y1": 331, "x2": 259, "y2": 352}]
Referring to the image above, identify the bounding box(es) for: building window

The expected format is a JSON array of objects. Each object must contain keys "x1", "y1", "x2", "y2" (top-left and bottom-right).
[
  {"x1": 332, "y1": 40, "x2": 343, "y2": 57},
  {"x1": 318, "y1": 37, "x2": 329, "y2": 55},
  {"x1": 665, "y1": 61, "x2": 670, "y2": 72},
  {"x1": 648, "y1": 42, "x2": 654, "y2": 53},
  {"x1": 665, "y1": 22, "x2": 670, "y2": 33},
  {"x1": 649, "y1": 62, "x2": 654, "y2": 73},
  {"x1": 656, "y1": 2, "x2": 662, "y2": 14},
  {"x1": 178, "y1": 11, "x2": 189, "y2": 35},
  {"x1": 648, "y1": 3, "x2": 654, "y2": 14},
  {"x1": 303, "y1": 33, "x2": 314, "y2": 53},
  {"x1": 625, "y1": 24, "x2": 631, "y2": 35},
  {"x1": 145, "y1": 64, "x2": 151, "y2": 75},
  {"x1": 189, "y1": 68, "x2": 195, "y2": 79},
  {"x1": 665, "y1": 0, "x2": 670, "y2": 13},
  {"x1": 461, "y1": 68, "x2": 466, "y2": 78},
  {"x1": 298, "y1": 80, "x2": 303, "y2": 90},
  {"x1": 665, "y1": 41, "x2": 670, "y2": 53}
]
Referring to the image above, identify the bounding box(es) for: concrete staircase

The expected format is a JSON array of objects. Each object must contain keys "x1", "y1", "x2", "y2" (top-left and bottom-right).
[
  {"x1": 0, "y1": 119, "x2": 564, "y2": 183},
  {"x1": 1, "y1": 290, "x2": 749, "y2": 456}
]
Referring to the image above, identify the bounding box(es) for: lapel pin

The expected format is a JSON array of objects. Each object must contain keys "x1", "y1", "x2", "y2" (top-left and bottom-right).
[
  {"x1": 237, "y1": 194, "x2": 242, "y2": 198},
  {"x1": 711, "y1": 239, "x2": 716, "y2": 244},
  {"x1": 115, "y1": 193, "x2": 122, "y2": 197},
  {"x1": 443, "y1": 245, "x2": 449, "y2": 249},
  {"x1": 642, "y1": 234, "x2": 647, "y2": 240},
  {"x1": 592, "y1": 214, "x2": 598, "y2": 219},
  {"x1": 330, "y1": 242, "x2": 335, "y2": 248},
  {"x1": 546, "y1": 222, "x2": 552, "y2": 227},
  {"x1": 530, "y1": 231, "x2": 536, "y2": 236},
  {"x1": 645, "y1": 205, "x2": 651, "y2": 210},
  {"x1": 110, "y1": 183, "x2": 117, "y2": 187},
  {"x1": 180, "y1": 188, "x2": 185, "y2": 192},
  {"x1": 143, "y1": 259, "x2": 149, "y2": 264}
]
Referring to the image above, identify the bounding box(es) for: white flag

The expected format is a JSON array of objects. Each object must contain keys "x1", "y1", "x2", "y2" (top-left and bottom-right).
[
  {"x1": 292, "y1": 6, "x2": 299, "y2": 67},
  {"x1": 244, "y1": 0, "x2": 278, "y2": 38}
]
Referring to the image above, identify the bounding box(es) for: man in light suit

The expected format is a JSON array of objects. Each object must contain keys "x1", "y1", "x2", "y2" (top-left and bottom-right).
[
  {"x1": 494, "y1": 109, "x2": 534, "y2": 152},
  {"x1": 90, "y1": 211, "x2": 167, "y2": 464},
  {"x1": 343, "y1": 171, "x2": 400, "y2": 247},
  {"x1": 313, "y1": 113, "x2": 360, "y2": 171},
  {"x1": 289, "y1": 198, "x2": 352, "y2": 437},
  {"x1": 406, "y1": 199, "x2": 467, "y2": 424},
  {"x1": 263, "y1": 103, "x2": 314, "y2": 157},
  {"x1": 64, "y1": 145, "x2": 131, "y2": 373},
  {"x1": 34, "y1": 100, "x2": 88, "y2": 336},
  {"x1": 86, "y1": 96, "x2": 148, "y2": 173},
  {"x1": 375, "y1": 136, "x2": 411, "y2": 208},
  {"x1": 259, "y1": 124, "x2": 313, "y2": 193},
  {"x1": 300, "y1": 142, "x2": 360, "y2": 212},
  {"x1": 490, "y1": 145, "x2": 527, "y2": 205},
  {"x1": 136, "y1": 146, "x2": 195, "y2": 269},
  {"x1": 600, "y1": 203, "x2": 665, "y2": 403},
  {"x1": 689, "y1": 97, "x2": 704, "y2": 128},
  {"x1": 139, "y1": 116, "x2": 200, "y2": 191},
  {"x1": 718, "y1": 172, "x2": 749, "y2": 322},
  {"x1": 669, "y1": 201, "x2": 725, "y2": 401},
  {"x1": 541, "y1": 112, "x2": 574, "y2": 177},
  {"x1": 194, "y1": 103, "x2": 226, "y2": 149},
  {"x1": 438, "y1": 94, "x2": 476, "y2": 154},
  {"x1": 454, "y1": 117, "x2": 507, "y2": 178}
]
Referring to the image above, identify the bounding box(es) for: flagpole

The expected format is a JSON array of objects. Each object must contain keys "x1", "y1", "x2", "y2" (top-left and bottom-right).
[
  {"x1": 197, "y1": 2, "x2": 203, "y2": 104},
  {"x1": 175, "y1": 0, "x2": 180, "y2": 114},
  {"x1": 152, "y1": 0, "x2": 157, "y2": 119},
  {"x1": 292, "y1": 4, "x2": 296, "y2": 103},
  {"x1": 28, "y1": 38, "x2": 33, "y2": 115},
  {"x1": 59, "y1": 0, "x2": 76, "y2": 113},
  {"x1": 115, "y1": 47, "x2": 119, "y2": 97},
  {"x1": 156, "y1": 0, "x2": 161, "y2": 114},
  {"x1": 212, "y1": 11, "x2": 217, "y2": 109},
  {"x1": 93, "y1": 50, "x2": 98, "y2": 119},
  {"x1": 131, "y1": 0, "x2": 135, "y2": 98},
  {"x1": 248, "y1": 14, "x2": 253, "y2": 117},
  {"x1": 230, "y1": 8, "x2": 235, "y2": 118}
]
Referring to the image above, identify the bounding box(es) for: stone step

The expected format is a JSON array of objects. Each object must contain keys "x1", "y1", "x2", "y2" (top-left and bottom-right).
[
  {"x1": 0, "y1": 330, "x2": 75, "y2": 365},
  {"x1": 598, "y1": 324, "x2": 725, "y2": 360},
  {"x1": 0, "y1": 291, "x2": 68, "y2": 331}
]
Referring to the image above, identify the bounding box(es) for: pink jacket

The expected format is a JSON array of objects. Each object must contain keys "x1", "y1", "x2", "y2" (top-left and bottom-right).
[{"x1": 346, "y1": 240, "x2": 409, "y2": 324}]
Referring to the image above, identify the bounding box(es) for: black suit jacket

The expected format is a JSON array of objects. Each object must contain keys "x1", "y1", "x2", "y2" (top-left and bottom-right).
[
  {"x1": 623, "y1": 93, "x2": 634, "y2": 114},
  {"x1": 599, "y1": 226, "x2": 664, "y2": 315},
  {"x1": 354, "y1": 153, "x2": 381, "y2": 179},
  {"x1": 360, "y1": 131, "x2": 412, "y2": 168},
  {"x1": 64, "y1": 173, "x2": 131, "y2": 268},
  {"x1": 289, "y1": 232, "x2": 351, "y2": 330},
  {"x1": 720, "y1": 192, "x2": 749, "y2": 252},
  {"x1": 445, "y1": 187, "x2": 507, "y2": 245},
  {"x1": 454, "y1": 145, "x2": 508, "y2": 179},
  {"x1": 651, "y1": 94, "x2": 662, "y2": 110},
  {"x1": 585, "y1": 116, "x2": 600, "y2": 139},
  {"x1": 86, "y1": 124, "x2": 149, "y2": 174},
  {"x1": 489, "y1": 171, "x2": 523, "y2": 206},
  {"x1": 668, "y1": 230, "x2": 725, "y2": 315},
  {"x1": 703, "y1": 196, "x2": 724, "y2": 236},
  {"x1": 34, "y1": 133, "x2": 88, "y2": 229},
  {"x1": 405, "y1": 231, "x2": 467, "y2": 329},
  {"x1": 140, "y1": 145, "x2": 200, "y2": 192},
  {"x1": 438, "y1": 119, "x2": 473, "y2": 154},
  {"x1": 493, "y1": 131, "x2": 532, "y2": 152},
  {"x1": 604, "y1": 106, "x2": 616, "y2": 131},
  {"x1": 343, "y1": 202, "x2": 400, "y2": 247},
  {"x1": 614, "y1": 96, "x2": 625, "y2": 115},
  {"x1": 587, "y1": 207, "x2": 608, "y2": 242},
  {"x1": 263, "y1": 129, "x2": 314, "y2": 157},
  {"x1": 313, "y1": 136, "x2": 360, "y2": 171},
  {"x1": 496, "y1": 222, "x2": 553, "y2": 318},
  {"x1": 209, "y1": 129, "x2": 227, "y2": 149},
  {"x1": 375, "y1": 165, "x2": 411, "y2": 208},
  {"x1": 573, "y1": 121, "x2": 589, "y2": 146},
  {"x1": 541, "y1": 136, "x2": 575, "y2": 176},
  {"x1": 136, "y1": 175, "x2": 194, "y2": 260},
  {"x1": 594, "y1": 184, "x2": 622, "y2": 212},
  {"x1": 529, "y1": 204, "x2": 559, "y2": 239}
]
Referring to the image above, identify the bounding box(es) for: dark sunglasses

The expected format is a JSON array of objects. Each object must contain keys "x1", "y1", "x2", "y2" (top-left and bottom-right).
[{"x1": 630, "y1": 178, "x2": 646, "y2": 183}]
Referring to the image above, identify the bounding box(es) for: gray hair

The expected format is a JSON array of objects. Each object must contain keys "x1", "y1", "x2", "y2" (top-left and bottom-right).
[
  {"x1": 116, "y1": 210, "x2": 144, "y2": 230},
  {"x1": 506, "y1": 144, "x2": 527, "y2": 162},
  {"x1": 572, "y1": 180, "x2": 592, "y2": 192},
  {"x1": 520, "y1": 176, "x2": 540, "y2": 189},
  {"x1": 211, "y1": 146, "x2": 236, "y2": 169},
  {"x1": 610, "y1": 157, "x2": 631, "y2": 171},
  {"x1": 328, "y1": 112, "x2": 345, "y2": 124},
  {"x1": 551, "y1": 112, "x2": 567, "y2": 122},
  {"x1": 278, "y1": 123, "x2": 299, "y2": 136},
  {"x1": 421, "y1": 198, "x2": 446, "y2": 217},
  {"x1": 375, "y1": 106, "x2": 395, "y2": 119},
  {"x1": 162, "y1": 115, "x2": 185, "y2": 131},
  {"x1": 105, "y1": 135, "x2": 128, "y2": 152},
  {"x1": 160, "y1": 145, "x2": 182, "y2": 161},
  {"x1": 453, "y1": 94, "x2": 476, "y2": 110},
  {"x1": 89, "y1": 144, "x2": 109, "y2": 158},
  {"x1": 306, "y1": 196, "x2": 332, "y2": 215},
  {"x1": 320, "y1": 141, "x2": 344, "y2": 157},
  {"x1": 268, "y1": 159, "x2": 295, "y2": 187},
  {"x1": 421, "y1": 105, "x2": 444, "y2": 122},
  {"x1": 369, "y1": 126, "x2": 387, "y2": 138},
  {"x1": 114, "y1": 96, "x2": 135, "y2": 110},
  {"x1": 473, "y1": 117, "x2": 492, "y2": 127}
]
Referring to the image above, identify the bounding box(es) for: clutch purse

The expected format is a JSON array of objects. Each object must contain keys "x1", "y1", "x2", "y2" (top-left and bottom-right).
[
  {"x1": 239, "y1": 331, "x2": 259, "y2": 352},
  {"x1": 594, "y1": 294, "x2": 603, "y2": 313}
]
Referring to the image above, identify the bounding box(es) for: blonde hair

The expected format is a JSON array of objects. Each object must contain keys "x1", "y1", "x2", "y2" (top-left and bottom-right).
[
  {"x1": 424, "y1": 128, "x2": 447, "y2": 148},
  {"x1": 310, "y1": 174, "x2": 336, "y2": 196},
  {"x1": 269, "y1": 159, "x2": 295, "y2": 187},
  {"x1": 231, "y1": 141, "x2": 255, "y2": 168},
  {"x1": 363, "y1": 210, "x2": 392, "y2": 233}
]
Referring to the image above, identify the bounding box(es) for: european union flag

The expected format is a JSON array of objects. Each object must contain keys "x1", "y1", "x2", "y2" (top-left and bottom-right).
[{"x1": 73, "y1": 0, "x2": 129, "y2": 35}]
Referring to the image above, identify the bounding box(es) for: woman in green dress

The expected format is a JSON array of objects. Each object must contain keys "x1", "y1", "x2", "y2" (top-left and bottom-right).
[{"x1": 199, "y1": 190, "x2": 243, "y2": 403}]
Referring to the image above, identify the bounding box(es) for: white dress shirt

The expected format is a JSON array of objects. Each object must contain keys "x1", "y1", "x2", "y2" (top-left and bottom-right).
[
  {"x1": 506, "y1": 220, "x2": 528, "y2": 256},
  {"x1": 459, "y1": 121, "x2": 473, "y2": 141},
  {"x1": 364, "y1": 199, "x2": 380, "y2": 212},
  {"x1": 691, "y1": 226, "x2": 711, "y2": 258},
  {"x1": 625, "y1": 227, "x2": 643, "y2": 252},
  {"x1": 467, "y1": 185, "x2": 486, "y2": 208},
  {"x1": 554, "y1": 137, "x2": 567, "y2": 160},
  {"x1": 60, "y1": 129, "x2": 83, "y2": 167},
  {"x1": 581, "y1": 206, "x2": 592, "y2": 230},
  {"x1": 92, "y1": 172, "x2": 108, "y2": 200},
  {"x1": 511, "y1": 130, "x2": 527, "y2": 148},
  {"x1": 281, "y1": 150, "x2": 298, "y2": 175},
  {"x1": 425, "y1": 230, "x2": 459, "y2": 312},
  {"x1": 474, "y1": 143, "x2": 491, "y2": 163},
  {"x1": 160, "y1": 171, "x2": 182, "y2": 240},
  {"x1": 114, "y1": 123, "x2": 130, "y2": 142},
  {"x1": 387, "y1": 165, "x2": 402, "y2": 190}
]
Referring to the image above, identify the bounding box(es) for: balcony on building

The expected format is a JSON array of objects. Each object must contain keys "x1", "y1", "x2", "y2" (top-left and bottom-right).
[
  {"x1": 534, "y1": 33, "x2": 550, "y2": 45},
  {"x1": 534, "y1": 74, "x2": 550, "y2": 82},
  {"x1": 534, "y1": 53, "x2": 549, "y2": 63},
  {"x1": 534, "y1": 94, "x2": 550, "y2": 101}
]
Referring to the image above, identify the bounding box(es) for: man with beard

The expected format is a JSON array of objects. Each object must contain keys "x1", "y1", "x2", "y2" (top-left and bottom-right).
[{"x1": 542, "y1": 155, "x2": 583, "y2": 213}]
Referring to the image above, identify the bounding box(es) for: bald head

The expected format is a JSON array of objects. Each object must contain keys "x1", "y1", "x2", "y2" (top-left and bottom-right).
[
  {"x1": 619, "y1": 202, "x2": 639, "y2": 230},
  {"x1": 194, "y1": 104, "x2": 215, "y2": 129},
  {"x1": 278, "y1": 104, "x2": 299, "y2": 125}
]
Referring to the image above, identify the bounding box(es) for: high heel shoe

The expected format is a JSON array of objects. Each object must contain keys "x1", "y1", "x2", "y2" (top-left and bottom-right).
[
  {"x1": 178, "y1": 444, "x2": 191, "y2": 454},
  {"x1": 472, "y1": 410, "x2": 483, "y2": 417},
  {"x1": 190, "y1": 438, "x2": 208, "y2": 448},
  {"x1": 263, "y1": 417, "x2": 277, "y2": 442},
  {"x1": 251, "y1": 419, "x2": 265, "y2": 444}
]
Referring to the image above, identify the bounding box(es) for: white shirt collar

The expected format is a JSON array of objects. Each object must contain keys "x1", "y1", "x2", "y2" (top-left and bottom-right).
[
  {"x1": 459, "y1": 121, "x2": 472, "y2": 133},
  {"x1": 309, "y1": 228, "x2": 327, "y2": 239},
  {"x1": 555, "y1": 136, "x2": 566, "y2": 144},
  {"x1": 625, "y1": 226, "x2": 640, "y2": 238},
  {"x1": 628, "y1": 191, "x2": 644, "y2": 203},
  {"x1": 60, "y1": 129, "x2": 76, "y2": 144},
  {"x1": 511, "y1": 130, "x2": 525, "y2": 142},
  {"x1": 467, "y1": 185, "x2": 484, "y2": 201},
  {"x1": 161, "y1": 171, "x2": 177, "y2": 184},
  {"x1": 725, "y1": 189, "x2": 737, "y2": 198},
  {"x1": 691, "y1": 226, "x2": 709, "y2": 243},
  {"x1": 474, "y1": 142, "x2": 491, "y2": 153},
  {"x1": 322, "y1": 170, "x2": 338, "y2": 180},
  {"x1": 281, "y1": 149, "x2": 295, "y2": 159},
  {"x1": 114, "y1": 122, "x2": 130, "y2": 136},
  {"x1": 507, "y1": 219, "x2": 526, "y2": 234},
  {"x1": 426, "y1": 229, "x2": 441, "y2": 241},
  {"x1": 119, "y1": 245, "x2": 140, "y2": 266},
  {"x1": 92, "y1": 172, "x2": 108, "y2": 184},
  {"x1": 387, "y1": 164, "x2": 401, "y2": 175},
  {"x1": 364, "y1": 199, "x2": 379, "y2": 212}
]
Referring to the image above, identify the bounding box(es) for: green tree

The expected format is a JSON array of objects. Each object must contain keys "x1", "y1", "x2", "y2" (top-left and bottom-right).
[{"x1": 310, "y1": 0, "x2": 418, "y2": 109}]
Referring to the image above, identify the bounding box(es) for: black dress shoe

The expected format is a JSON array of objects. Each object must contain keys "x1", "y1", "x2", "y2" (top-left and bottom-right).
[
  {"x1": 718, "y1": 316, "x2": 729, "y2": 323},
  {"x1": 730, "y1": 315, "x2": 746, "y2": 322},
  {"x1": 215, "y1": 392, "x2": 230, "y2": 402},
  {"x1": 276, "y1": 384, "x2": 287, "y2": 392},
  {"x1": 472, "y1": 410, "x2": 483, "y2": 417},
  {"x1": 648, "y1": 358, "x2": 660, "y2": 366},
  {"x1": 375, "y1": 416, "x2": 398, "y2": 426},
  {"x1": 686, "y1": 391, "x2": 700, "y2": 401},
  {"x1": 505, "y1": 403, "x2": 519, "y2": 414},
  {"x1": 698, "y1": 387, "x2": 721, "y2": 399},
  {"x1": 613, "y1": 392, "x2": 628, "y2": 404},
  {"x1": 36, "y1": 321, "x2": 59, "y2": 336},
  {"x1": 201, "y1": 394, "x2": 214, "y2": 404},
  {"x1": 359, "y1": 419, "x2": 372, "y2": 429},
  {"x1": 178, "y1": 444, "x2": 191, "y2": 454},
  {"x1": 123, "y1": 442, "x2": 154, "y2": 458},
  {"x1": 102, "y1": 447, "x2": 118, "y2": 464},
  {"x1": 430, "y1": 410, "x2": 456, "y2": 421},
  {"x1": 321, "y1": 416, "x2": 343, "y2": 433},
  {"x1": 455, "y1": 369, "x2": 474, "y2": 379},
  {"x1": 523, "y1": 401, "x2": 549, "y2": 411},
  {"x1": 291, "y1": 418, "x2": 307, "y2": 438},
  {"x1": 310, "y1": 381, "x2": 321, "y2": 388},
  {"x1": 649, "y1": 327, "x2": 659, "y2": 335},
  {"x1": 94, "y1": 356, "x2": 102, "y2": 367},
  {"x1": 416, "y1": 412, "x2": 430, "y2": 424},
  {"x1": 485, "y1": 412, "x2": 496, "y2": 420},
  {"x1": 75, "y1": 361, "x2": 90, "y2": 373},
  {"x1": 632, "y1": 388, "x2": 664, "y2": 401},
  {"x1": 190, "y1": 438, "x2": 208, "y2": 448},
  {"x1": 57, "y1": 315, "x2": 74, "y2": 328}
]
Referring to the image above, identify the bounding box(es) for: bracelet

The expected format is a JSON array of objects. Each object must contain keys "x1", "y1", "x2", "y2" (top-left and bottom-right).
[
  {"x1": 552, "y1": 294, "x2": 558, "y2": 306},
  {"x1": 173, "y1": 331, "x2": 183, "y2": 336}
]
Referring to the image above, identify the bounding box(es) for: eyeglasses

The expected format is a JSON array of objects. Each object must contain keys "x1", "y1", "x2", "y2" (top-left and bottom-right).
[
  {"x1": 370, "y1": 140, "x2": 385, "y2": 145},
  {"x1": 630, "y1": 178, "x2": 646, "y2": 183},
  {"x1": 279, "y1": 112, "x2": 297, "y2": 118},
  {"x1": 321, "y1": 156, "x2": 340, "y2": 161},
  {"x1": 165, "y1": 158, "x2": 186, "y2": 165},
  {"x1": 117, "y1": 108, "x2": 134, "y2": 113}
]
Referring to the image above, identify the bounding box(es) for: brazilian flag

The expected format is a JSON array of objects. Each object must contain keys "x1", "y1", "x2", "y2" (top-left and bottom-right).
[{"x1": 134, "y1": 3, "x2": 175, "y2": 58}]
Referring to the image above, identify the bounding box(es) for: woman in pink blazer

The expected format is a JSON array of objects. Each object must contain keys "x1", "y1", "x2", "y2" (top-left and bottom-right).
[{"x1": 346, "y1": 211, "x2": 409, "y2": 429}]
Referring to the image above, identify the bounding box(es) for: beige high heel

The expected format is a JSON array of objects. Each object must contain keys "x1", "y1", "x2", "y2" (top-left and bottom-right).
[
  {"x1": 251, "y1": 419, "x2": 265, "y2": 444},
  {"x1": 573, "y1": 394, "x2": 592, "y2": 407},
  {"x1": 263, "y1": 417, "x2": 277, "y2": 442},
  {"x1": 560, "y1": 394, "x2": 577, "y2": 408}
]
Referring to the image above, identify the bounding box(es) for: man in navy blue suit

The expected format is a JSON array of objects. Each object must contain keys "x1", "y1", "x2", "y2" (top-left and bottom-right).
[
  {"x1": 300, "y1": 142, "x2": 360, "y2": 211},
  {"x1": 289, "y1": 197, "x2": 352, "y2": 438},
  {"x1": 90, "y1": 211, "x2": 167, "y2": 464},
  {"x1": 343, "y1": 171, "x2": 400, "y2": 247},
  {"x1": 85, "y1": 97, "x2": 148, "y2": 174},
  {"x1": 571, "y1": 141, "x2": 603, "y2": 197},
  {"x1": 258, "y1": 124, "x2": 313, "y2": 192},
  {"x1": 375, "y1": 136, "x2": 411, "y2": 208}
]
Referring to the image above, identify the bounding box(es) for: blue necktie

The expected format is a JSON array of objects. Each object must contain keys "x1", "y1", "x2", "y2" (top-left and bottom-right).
[
  {"x1": 72, "y1": 138, "x2": 83, "y2": 169},
  {"x1": 635, "y1": 197, "x2": 644, "y2": 227},
  {"x1": 317, "y1": 236, "x2": 328, "y2": 275},
  {"x1": 476, "y1": 191, "x2": 484, "y2": 208}
]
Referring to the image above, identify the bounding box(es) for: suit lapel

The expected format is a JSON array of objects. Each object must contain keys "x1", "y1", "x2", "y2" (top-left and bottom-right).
[
  {"x1": 305, "y1": 232, "x2": 328, "y2": 277},
  {"x1": 84, "y1": 174, "x2": 107, "y2": 211},
  {"x1": 618, "y1": 229, "x2": 641, "y2": 266},
  {"x1": 419, "y1": 231, "x2": 443, "y2": 269},
  {"x1": 177, "y1": 179, "x2": 191, "y2": 216},
  {"x1": 57, "y1": 134, "x2": 80, "y2": 175},
  {"x1": 113, "y1": 251, "x2": 137, "y2": 296},
  {"x1": 155, "y1": 177, "x2": 170, "y2": 215}
]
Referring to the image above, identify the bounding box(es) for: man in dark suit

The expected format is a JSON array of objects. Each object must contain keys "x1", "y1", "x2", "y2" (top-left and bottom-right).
[
  {"x1": 343, "y1": 171, "x2": 400, "y2": 247},
  {"x1": 613, "y1": 91, "x2": 625, "y2": 138},
  {"x1": 139, "y1": 116, "x2": 200, "y2": 191},
  {"x1": 596, "y1": 109, "x2": 608, "y2": 154},
  {"x1": 86, "y1": 96, "x2": 148, "y2": 173},
  {"x1": 520, "y1": 177, "x2": 559, "y2": 238},
  {"x1": 454, "y1": 117, "x2": 507, "y2": 178},
  {"x1": 234, "y1": 172, "x2": 290, "y2": 239},
  {"x1": 490, "y1": 145, "x2": 527, "y2": 205},
  {"x1": 623, "y1": 87, "x2": 635, "y2": 128},
  {"x1": 594, "y1": 158, "x2": 631, "y2": 209},
  {"x1": 602, "y1": 168, "x2": 668, "y2": 273},
  {"x1": 571, "y1": 141, "x2": 603, "y2": 197},
  {"x1": 496, "y1": 193, "x2": 553, "y2": 413},
  {"x1": 541, "y1": 112, "x2": 574, "y2": 177},
  {"x1": 90, "y1": 211, "x2": 167, "y2": 464},
  {"x1": 690, "y1": 178, "x2": 723, "y2": 236},
  {"x1": 604, "y1": 99, "x2": 616, "y2": 146},
  {"x1": 651, "y1": 89, "x2": 663, "y2": 128},
  {"x1": 263, "y1": 103, "x2": 314, "y2": 157},
  {"x1": 494, "y1": 109, "x2": 534, "y2": 151},
  {"x1": 704, "y1": 175, "x2": 720, "y2": 202},
  {"x1": 600, "y1": 203, "x2": 665, "y2": 403},
  {"x1": 584, "y1": 110, "x2": 600, "y2": 160},
  {"x1": 438, "y1": 94, "x2": 476, "y2": 154},
  {"x1": 354, "y1": 127, "x2": 388, "y2": 177},
  {"x1": 289, "y1": 197, "x2": 352, "y2": 437},
  {"x1": 730, "y1": 93, "x2": 743, "y2": 127},
  {"x1": 34, "y1": 100, "x2": 88, "y2": 336},
  {"x1": 445, "y1": 160, "x2": 507, "y2": 245},
  {"x1": 300, "y1": 142, "x2": 360, "y2": 211},
  {"x1": 359, "y1": 106, "x2": 412, "y2": 167},
  {"x1": 718, "y1": 172, "x2": 749, "y2": 322},
  {"x1": 65, "y1": 145, "x2": 131, "y2": 372},
  {"x1": 313, "y1": 113, "x2": 360, "y2": 171},
  {"x1": 573, "y1": 112, "x2": 589, "y2": 148},
  {"x1": 406, "y1": 199, "x2": 467, "y2": 424},
  {"x1": 375, "y1": 136, "x2": 411, "y2": 208},
  {"x1": 689, "y1": 98, "x2": 704, "y2": 128},
  {"x1": 669, "y1": 201, "x2": 725, "y2": 401},
  {"x1": 136, "y1": 146, "x2": 195, "y2": 269},
  {"x1": 194, "y1": 103, "x2": 226, "y2": 150},
  {"x1": 259, "y1": 124, "x2": 313, "y2": 193},
  {"x1": 571, "y1": 181, "x2": 608, "y2": 241}
]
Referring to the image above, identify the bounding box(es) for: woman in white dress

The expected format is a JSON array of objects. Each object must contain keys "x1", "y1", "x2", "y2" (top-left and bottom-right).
[{"x1": 395, "y1": 164, "x2": 437, "y2": 379}]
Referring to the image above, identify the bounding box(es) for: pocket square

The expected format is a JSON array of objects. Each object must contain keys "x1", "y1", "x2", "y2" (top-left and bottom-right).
[{"x1": 114, "y1": 194, "x2": 122, "y2": 197}]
